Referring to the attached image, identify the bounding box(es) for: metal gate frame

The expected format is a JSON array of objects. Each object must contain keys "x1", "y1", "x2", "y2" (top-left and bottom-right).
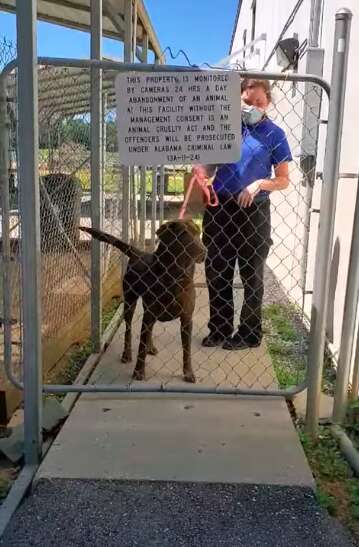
[{"x1": 0, "y1": 7, "x2": 352, "y2": 465}]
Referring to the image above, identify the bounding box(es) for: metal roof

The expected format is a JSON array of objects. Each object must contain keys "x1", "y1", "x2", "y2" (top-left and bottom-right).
[
  {"x1": 6, "y1": 64, "x2": 119, "y2": 119},
  {"x1": 0, "y1": 0, "x2": 162, "y2": 60}
]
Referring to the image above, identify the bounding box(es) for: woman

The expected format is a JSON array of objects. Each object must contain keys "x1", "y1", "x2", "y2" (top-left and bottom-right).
[{"x1": 201, "y1": 78, "x2": 292, "y2": 350}]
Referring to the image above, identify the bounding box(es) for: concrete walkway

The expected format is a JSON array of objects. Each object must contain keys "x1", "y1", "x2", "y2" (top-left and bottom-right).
[
  {"x1": 36, "y1": 394, "x2": 312, "y2": 486},
  {"x1": 1, "y1": 281, "x2": 356, "y2": 545}
]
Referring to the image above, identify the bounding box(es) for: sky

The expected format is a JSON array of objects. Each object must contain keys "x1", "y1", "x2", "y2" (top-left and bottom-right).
[{"x1": 0, "y1": 1, "x2": 238, "y2": 66}]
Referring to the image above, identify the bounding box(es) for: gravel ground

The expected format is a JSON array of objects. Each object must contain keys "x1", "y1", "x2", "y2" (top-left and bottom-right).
[{"x1": 1, "y1": 479, "x2": 357, "y2": 547}]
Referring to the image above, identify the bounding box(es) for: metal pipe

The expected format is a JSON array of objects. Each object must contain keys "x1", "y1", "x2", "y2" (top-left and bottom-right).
[
  {"x1": 151, "y1": 167, "x2": 157, "y2": 248},
  {"x1": 16, "y1": 0, "x2": 43, "y2": 465},
  {"x1": 331, "y1": 425, "x2": 359, "y2": 477},
  {"x1": 90, "y1": 0, "x2": 103, "y2": 351},
  {"x1": 139, "y1": 166, "x2": 146, "y2": 249},
  {"x1": 305, "y1": 9, "x2": 352, "y2": 437},
  {"x1": 0, "y1": 465, "x2": 38, "y2": 536},
  {"x1": 0, "y1": 76, "x2": 14, "y2": 390},
  {"x1": 6, "y1": 375, "x2": 306, "y2": 397},
  {"x1": 309, "y1": 0, "x2": 323, "y2": 48},
  {"x1": 333, "y1": 177, "x2": 359, "y2": 422},
  {"x1": 128, "y1": 2, "x2": 138, "y2": 244},
  {"x1": 0, "y1": 57, "x2": 332, "y2": 97},
  {"x1": 41, "y1": 381, "x2": 307, "y2": 396},
  {"x1": 139, "y1": 31, "x2": 148, "y2": 250},
  {"x1": 159, "y1": 165, "x2": 165, "y2": 225},
  {"x1": 120, "y1": 0, "x2": 133, "y2": 269},
  {"x1": 300, "y1": 182, "x2": 314, "y2": 309}
]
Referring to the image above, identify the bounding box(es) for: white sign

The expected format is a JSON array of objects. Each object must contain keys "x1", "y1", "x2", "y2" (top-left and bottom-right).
[{"x1": 115, "y1": 70, "x2": 241, "y2": 166}]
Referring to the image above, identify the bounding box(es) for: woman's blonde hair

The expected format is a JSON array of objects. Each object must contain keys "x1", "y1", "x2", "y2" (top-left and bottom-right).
[{"x1": 241, "y1": 78, "x2": 272, "y2": 103}]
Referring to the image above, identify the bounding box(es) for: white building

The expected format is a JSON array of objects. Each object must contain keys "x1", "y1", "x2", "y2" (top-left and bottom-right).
[{"x1": 230, "y1": 0, "x2": 359, "y2": 363}]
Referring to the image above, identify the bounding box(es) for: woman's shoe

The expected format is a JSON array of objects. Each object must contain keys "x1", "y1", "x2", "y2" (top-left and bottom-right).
[
  {"x1": 222, "y1": 333, "x2": 261, "y2": 350},
  {"x1": 201, "y1": 333, "x2": 227, "y2": 347}
]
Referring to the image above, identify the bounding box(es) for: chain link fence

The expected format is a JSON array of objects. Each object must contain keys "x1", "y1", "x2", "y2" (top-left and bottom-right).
[
  {"x1": 0, "y1": 38, "x2": 23, "y2": 413},
  {"x1": 88, "y1": 72, "x2": 327, "y2": 392},
  {"x1": 0, "y1": 51, "x2": 330, "y2": 397}
]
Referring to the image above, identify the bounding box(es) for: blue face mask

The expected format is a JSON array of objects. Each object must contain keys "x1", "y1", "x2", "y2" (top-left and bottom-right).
[{"x1": 242, "y1": 105, "x2": 264, "y2": 126}]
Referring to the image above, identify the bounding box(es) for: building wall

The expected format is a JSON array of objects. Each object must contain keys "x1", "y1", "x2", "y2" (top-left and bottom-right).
[{"x1": 231, "y1": 0, "x2": 359, "y2": 362}]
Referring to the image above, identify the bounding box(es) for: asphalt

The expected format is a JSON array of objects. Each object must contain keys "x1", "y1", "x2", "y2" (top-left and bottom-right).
[{"x1": 1, "y1": 479, "x2": 357, "y2": 546}]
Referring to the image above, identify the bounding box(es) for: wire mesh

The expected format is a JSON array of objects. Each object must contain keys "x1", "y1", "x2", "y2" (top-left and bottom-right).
[
  {"x1": 1, "y1": 54, "x2": 329, "y2": 394},
  {"x1": 101, "y1": 75, "x2": 326, "y2": 392},
  {"x1": 0, "y1": 38, "x2": 23, "y2": 393}
]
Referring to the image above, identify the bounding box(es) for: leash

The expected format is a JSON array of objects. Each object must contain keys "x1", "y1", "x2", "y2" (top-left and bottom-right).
[{"x1": 178, "y1": 166, "x2": 219, "y2": 219}]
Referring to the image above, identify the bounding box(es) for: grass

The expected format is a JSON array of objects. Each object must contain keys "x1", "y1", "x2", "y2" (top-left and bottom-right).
[
  {"x1": 263, "y1": 303, "x2": 306, "y2": 388},
  {"x1": 299, "y1": 425, "x2": 359, "y2": 540},
  {"x1": 38, "y1": 147, "x2": 186, "y2": 195},
  {"x1": 344, "y1": 399, "x2": 359, "y2": 451},
  {"x1": 242, "y1": 302, "x2": 359, "y2": 539},
  {"x1": 49, "y1": 296, "x2": 122, "y2": 400},
  {"x1": 42, "y1": 168, "x2": 185, "y2": 195},
  {"x1": 263, "y1": 303, "x2": 337, "y2": 392}
]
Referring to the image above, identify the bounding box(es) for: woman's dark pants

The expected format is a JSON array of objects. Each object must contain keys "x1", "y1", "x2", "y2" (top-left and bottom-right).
[{"x1": 202, "y1": 196, "x2": 272, "y2": 344}]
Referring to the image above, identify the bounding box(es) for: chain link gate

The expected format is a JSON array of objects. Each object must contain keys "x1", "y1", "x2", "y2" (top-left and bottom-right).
[{"x1": 0, "y1": 54, "x2": 331, "y2": 398}]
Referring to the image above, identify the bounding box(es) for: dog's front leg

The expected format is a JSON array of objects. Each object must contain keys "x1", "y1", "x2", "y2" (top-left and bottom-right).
[
  {"x1": 121, "y1": 298, "x2": 137, "y2": 363},
  {"x1": 181, "y1": 316, "x2": 196, "y2": 383},
  {"x1": 132, "y1": 313, "x2": 155, "y2": 381}
]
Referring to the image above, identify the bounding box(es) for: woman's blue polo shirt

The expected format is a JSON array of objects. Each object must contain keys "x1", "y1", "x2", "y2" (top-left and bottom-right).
[{"x1": 213, "y1": 118, "x2": 293, "y2": 197}]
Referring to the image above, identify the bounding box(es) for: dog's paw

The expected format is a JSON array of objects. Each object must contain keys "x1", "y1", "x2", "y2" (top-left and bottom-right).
[
  {"x1": 132, "y1": 369, "x2": 145, "y2": 381},
  {"x1": 184, "y1": 372, "x2": 196, "y2": 383},
  {"x1": 148, "y1": 345, "x2": 158, "y2": 356},
  {"x1": 121, "y1": 352, "x2": 132, "y2": 363}
]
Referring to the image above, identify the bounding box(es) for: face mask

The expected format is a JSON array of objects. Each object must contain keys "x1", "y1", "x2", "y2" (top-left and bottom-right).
[{"x1": 241, "y1": 104, "x2": 264, "y2": 126}]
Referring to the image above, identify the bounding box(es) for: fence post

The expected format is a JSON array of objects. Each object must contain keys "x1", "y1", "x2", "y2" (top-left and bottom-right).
[
  {"x1": 333, "y1": 176, "x2": 359, "y2": 422},
  {"x1": 0, "y1": 76, "x2": 13, "y2": 396},
  {"x1": 139, "y1": 31, "x2": 148, "y2": 250},
  {"x1": 305, "y1": 8, "x2": 352, "y2": 437},
  {"x1": 90, "y1": 0, "x2": 103, "y2": 351},
  {"x1": 351, "y1": 313, "x2": 359, "y2": 399},
  {"x1": 16, "y1": 0, "x2": 43, "y2": 464}
]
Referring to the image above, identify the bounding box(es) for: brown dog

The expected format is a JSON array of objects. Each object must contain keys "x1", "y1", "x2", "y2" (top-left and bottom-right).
[{"x1": 80, "y1": 220, "x2": 206, "y2": 383}]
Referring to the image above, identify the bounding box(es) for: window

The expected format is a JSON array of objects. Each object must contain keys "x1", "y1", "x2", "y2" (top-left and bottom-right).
[{"x1": 243, "y1": 29, "x2": 247, "y2": 59}]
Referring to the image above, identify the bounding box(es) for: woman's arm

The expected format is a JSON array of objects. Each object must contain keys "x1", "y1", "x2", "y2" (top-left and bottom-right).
[
  {"x1": 257, "y1": 162, "x2": 290, "y2": 192},
  {"x1": 238, "y1": 161, "x2": 290, "y2": 208}
]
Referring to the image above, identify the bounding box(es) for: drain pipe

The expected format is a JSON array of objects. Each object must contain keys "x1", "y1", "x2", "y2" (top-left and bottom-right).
[
  {"x1": 331, "y1": 425, "x2": 359, "y2": 477},
  {"x1": 309, "y1": 0, "x2": 323, "y2": 48}
]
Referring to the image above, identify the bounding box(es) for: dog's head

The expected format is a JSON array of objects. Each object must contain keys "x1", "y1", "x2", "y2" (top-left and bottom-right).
[{"x1": 156, "y1": 219, "x2": 206, "y2": 264}]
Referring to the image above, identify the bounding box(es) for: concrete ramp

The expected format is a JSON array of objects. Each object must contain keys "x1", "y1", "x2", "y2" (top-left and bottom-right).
[{"x1": 37, "y1": 395, "x2": 313, "y2": 487}]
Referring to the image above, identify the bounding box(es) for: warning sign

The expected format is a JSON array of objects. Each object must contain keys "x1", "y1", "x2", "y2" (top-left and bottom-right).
[{"x1": 115, "y1": 70, "x2": 241, "y2": 166}]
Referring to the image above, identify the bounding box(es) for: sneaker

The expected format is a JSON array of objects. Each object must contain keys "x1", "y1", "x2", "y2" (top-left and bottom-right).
[
  {"x1": 201, "y1": 334, "x2": 226, "y2": 347},
  {"x1": 222, "y1": 333, "x2": 261, "y2": 350}
]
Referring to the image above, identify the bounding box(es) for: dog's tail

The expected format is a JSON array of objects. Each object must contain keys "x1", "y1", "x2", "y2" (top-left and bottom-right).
[{"x1": 79, "y1": 226, "x2": 141, "y2": 259}]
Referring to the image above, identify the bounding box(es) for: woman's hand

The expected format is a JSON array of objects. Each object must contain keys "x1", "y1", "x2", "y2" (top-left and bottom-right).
[
  {"x1": 192, "y1": 164, "x2": 217, "y2": 181},
  {"x1": 238, "y1": 180, "x2": 261, "y2": 208}
]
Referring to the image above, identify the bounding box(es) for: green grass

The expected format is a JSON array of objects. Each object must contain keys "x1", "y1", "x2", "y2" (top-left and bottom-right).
[
  {"x1": 50, "y1": 297, "x2": 122, "y2": 400},
  {"x1": 102, "y1": 296, "x2": 121, "y2": 333},
  {"x1": 38, "y1": 147, "x2": 186, "y2": 195},
  {"x1": 344, "y1": 399, "x2": 359, "y2": 451},
  {"x1": 263, "y1": 303, "x2": 306, "y2": 388},
  {"x1": 263, "y1": 303, "x2": 337, "y2": 392},
  {"x1": 299, "y1": 425, "x2": 359, "y2": 540}
]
